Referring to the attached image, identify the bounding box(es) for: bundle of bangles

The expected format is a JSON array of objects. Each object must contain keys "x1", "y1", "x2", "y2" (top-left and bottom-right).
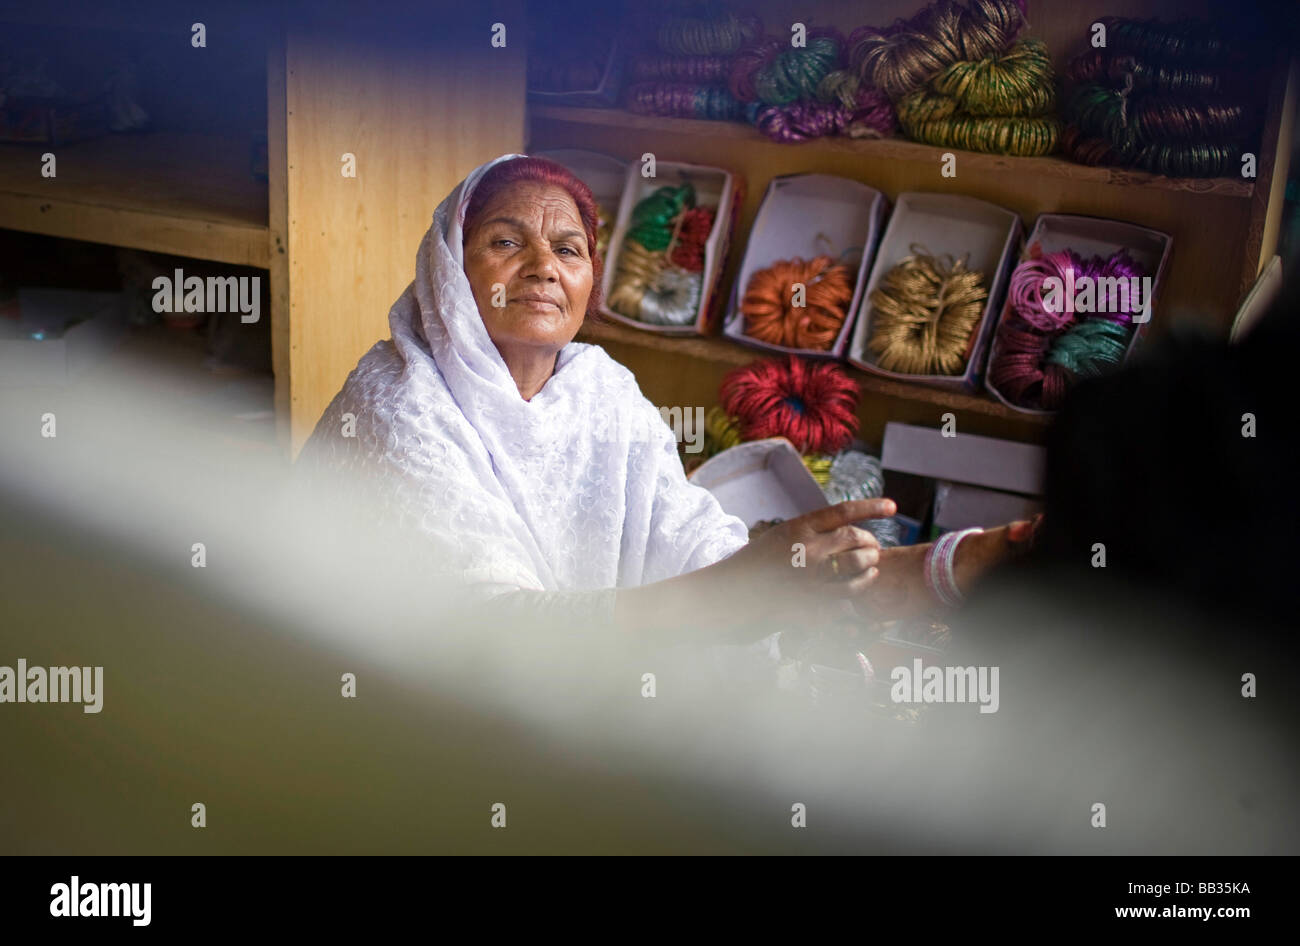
[
  {"x1": 1062, "y1": 16, "x2": 1251, "y2": 177},
  {"x1": 987, "y1": 248, "x2": 1146, "y2": 411},
  {"x1": 866, "y1": 247, "x2": 990, "y2": 376},
  {"x1": 707, "y1": 356, "x2": 903, "y2": 548},
  {"x1": 739, "y1": 253, "x2": 857, "y2": 351},
  {"x1": 621, "y1": 6, "x2": 898, "y2": 142}
]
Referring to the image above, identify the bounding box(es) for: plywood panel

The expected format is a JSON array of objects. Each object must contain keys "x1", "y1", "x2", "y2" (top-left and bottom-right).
[
  {"x1": 267, "y1": 29, "x2": 292, "y2": 456},
  {"x1": 1248, "y1": 58, "x2": 1297, "y2": 291},
  {"x1": 285, "y1": 4, "x2": 527, "y2": 452}
]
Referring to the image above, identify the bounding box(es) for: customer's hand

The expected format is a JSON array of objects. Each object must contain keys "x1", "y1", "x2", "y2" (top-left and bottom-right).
[
  {"x1": 858, "y1": 517, "x2": 1043, "y2": 622},
  {"x1": 952, "y1": 516, "x2": 1042, "y2": 591}
]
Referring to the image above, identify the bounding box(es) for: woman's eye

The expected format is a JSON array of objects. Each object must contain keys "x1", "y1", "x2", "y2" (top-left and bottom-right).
[{"x1": 494, "y1": 239, "x2": 514, "y2": 247}]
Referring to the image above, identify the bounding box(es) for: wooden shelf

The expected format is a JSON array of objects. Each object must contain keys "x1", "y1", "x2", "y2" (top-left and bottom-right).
[
  {"x1": 0, "y1": 132, "x2": 269, "y2": 268},
  {"x1": 530, "y1": 105, "x2": 1255, "y2": 199},
  {"x1": 577, "y1": 317, "x2": 1051, "y2": 426}
]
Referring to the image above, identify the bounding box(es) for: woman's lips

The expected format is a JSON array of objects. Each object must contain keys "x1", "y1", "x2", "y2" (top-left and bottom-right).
[{"x1": 513, "y1": 296, "x2": 561, "y2": 310}]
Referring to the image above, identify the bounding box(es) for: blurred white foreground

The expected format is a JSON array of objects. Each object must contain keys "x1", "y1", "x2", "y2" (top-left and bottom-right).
[{"x1": 1, "y1": 357, "x2": 1295, "y2": 854}]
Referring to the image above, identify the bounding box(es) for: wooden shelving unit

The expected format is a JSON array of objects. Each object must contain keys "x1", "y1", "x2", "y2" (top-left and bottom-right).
[
  {"x1": 0, "y1": 3, "x2": 285, "y2": 445},
  {"x1": 528, "y1": 46, "x2": 1294, "y2": 446},
  {"x1": 0, "y1": 132, "x2": 270, "y2": 268}
]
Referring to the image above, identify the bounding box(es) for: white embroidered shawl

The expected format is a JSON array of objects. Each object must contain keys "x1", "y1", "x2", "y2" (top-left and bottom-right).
[{"x1": 299, "y1": 153, "x2": 749, "y2": 593}]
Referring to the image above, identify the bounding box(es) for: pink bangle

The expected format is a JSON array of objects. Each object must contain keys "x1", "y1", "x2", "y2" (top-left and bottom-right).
[{"x1": 924, "y1": 527, "x2": 983, "y2": 608}]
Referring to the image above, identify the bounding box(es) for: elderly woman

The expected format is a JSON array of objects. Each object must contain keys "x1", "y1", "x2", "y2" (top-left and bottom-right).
[{"x1": 301, "y1": 154, "x2": 1024, "y2": 637}]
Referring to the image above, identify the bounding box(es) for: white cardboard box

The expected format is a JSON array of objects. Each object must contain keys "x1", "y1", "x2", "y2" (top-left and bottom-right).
[
  {"x1": 688, "y1": 438, "x2": 827, "y2": 529},
  {"x1": 0, "y1": 289, "x2": 127, "y2": 387},
  {"x1": 984, "y1": 213, "x2": 1174, "y2": 415},
  {"x1": 723, "y1": 173, "x2": 888, "y2": 359},
  {"x1": 932, "y1": 480, "x2": 1044, "y2": 531},
  {"x1": 847, "y1": 192, "x2": 1021, "y2": 392},
  {"x1": 881, "y1": 421, "x2": 1045, "y2": 496},
  {"x1": 600, "y1": 159, "x2": 741, "y2": 335}
]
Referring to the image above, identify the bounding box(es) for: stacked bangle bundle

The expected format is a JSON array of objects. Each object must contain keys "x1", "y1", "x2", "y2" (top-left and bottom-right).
[
  {"x1": 924, "y1": 526, "x2": 983, "y2": 608},
  {"x1": 1061, "y1": 17, "x2": 1249, "y2": 178},
  {"x1": 853, "y1": 0, "x2": 1062, "y2": 158}
]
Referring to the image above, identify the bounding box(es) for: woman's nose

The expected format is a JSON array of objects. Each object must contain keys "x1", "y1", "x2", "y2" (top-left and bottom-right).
[{"x1": 522, "y1": 243, "x2": 559, "y2": 280}]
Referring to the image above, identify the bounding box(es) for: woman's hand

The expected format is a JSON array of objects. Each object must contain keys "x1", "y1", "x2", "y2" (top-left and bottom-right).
[
  {"x1": 714, "y1": 498, "x2": 897, "y2": 606},
  {"x1": 613, "y1": 498, "x2": 894, "y2": 643}
]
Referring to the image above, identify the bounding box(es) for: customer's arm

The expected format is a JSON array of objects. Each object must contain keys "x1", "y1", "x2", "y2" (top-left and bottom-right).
[
  {"x1": 480, "y1": 503, "x2": 1036, "y2": 644},
  {"x1": 852, "y1": 523, "x2": 1033, "y2": 621}
]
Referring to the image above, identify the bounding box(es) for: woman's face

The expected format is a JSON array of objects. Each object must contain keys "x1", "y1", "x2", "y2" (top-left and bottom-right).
[{"x1": 463, "y1": 181, "x2": 593, "y2": 361}]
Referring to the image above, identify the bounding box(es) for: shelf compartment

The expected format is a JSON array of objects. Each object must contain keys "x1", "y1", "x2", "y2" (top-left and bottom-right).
[{"x1": 0, "y1": 132, "x2": 269, "y2": 268}]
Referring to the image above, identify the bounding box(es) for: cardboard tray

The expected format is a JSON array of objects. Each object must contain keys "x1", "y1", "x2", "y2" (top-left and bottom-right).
[
  {"x1": 600, "y1": 159, "x2": 742, "y2": 336},
  {"x1": 723, "y1": 173, "x2": 888, "y2": 360},
  {"x1": 688, "y1": 438, "x2": 827, "y2": 529},
  {"x1": 983, "y1": 213, "x2": 1174, "y2": 416},
  {"x1": 526, "y1": 36, "x2": 625, "y2": 108},
  {"x1": 847, "y1": 192, "x2": 1022, "y2": 393}
]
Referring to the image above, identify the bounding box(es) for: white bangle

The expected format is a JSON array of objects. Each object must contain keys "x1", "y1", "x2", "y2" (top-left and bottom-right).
[{"x1": 925, "y1": 527, "x2": 983, "y2": 608}]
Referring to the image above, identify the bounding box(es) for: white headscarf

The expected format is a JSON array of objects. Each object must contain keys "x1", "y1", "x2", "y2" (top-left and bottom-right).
[{"x1": 300, "y1": 153, "x2": 749, "y2": 593}]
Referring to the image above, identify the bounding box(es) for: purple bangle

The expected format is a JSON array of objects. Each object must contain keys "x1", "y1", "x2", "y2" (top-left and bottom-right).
[{"x1": 924, "y1": 527, "x2": 984, "y2": 608}]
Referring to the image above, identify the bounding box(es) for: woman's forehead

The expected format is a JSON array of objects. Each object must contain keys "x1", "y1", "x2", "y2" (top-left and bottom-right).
[{"x1": 475, "y1": 182, "x2": 580, "y2": 225}]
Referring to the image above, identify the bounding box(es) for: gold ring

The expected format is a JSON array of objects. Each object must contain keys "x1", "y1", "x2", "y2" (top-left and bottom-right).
[{"x1": 831, "y1": 556, "x2": 840, "y2": 577}]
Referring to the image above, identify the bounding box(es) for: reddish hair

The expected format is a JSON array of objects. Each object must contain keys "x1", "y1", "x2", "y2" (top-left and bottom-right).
[{"x1": 461, "y1": 156, "x2": 604, "y2": 319}]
